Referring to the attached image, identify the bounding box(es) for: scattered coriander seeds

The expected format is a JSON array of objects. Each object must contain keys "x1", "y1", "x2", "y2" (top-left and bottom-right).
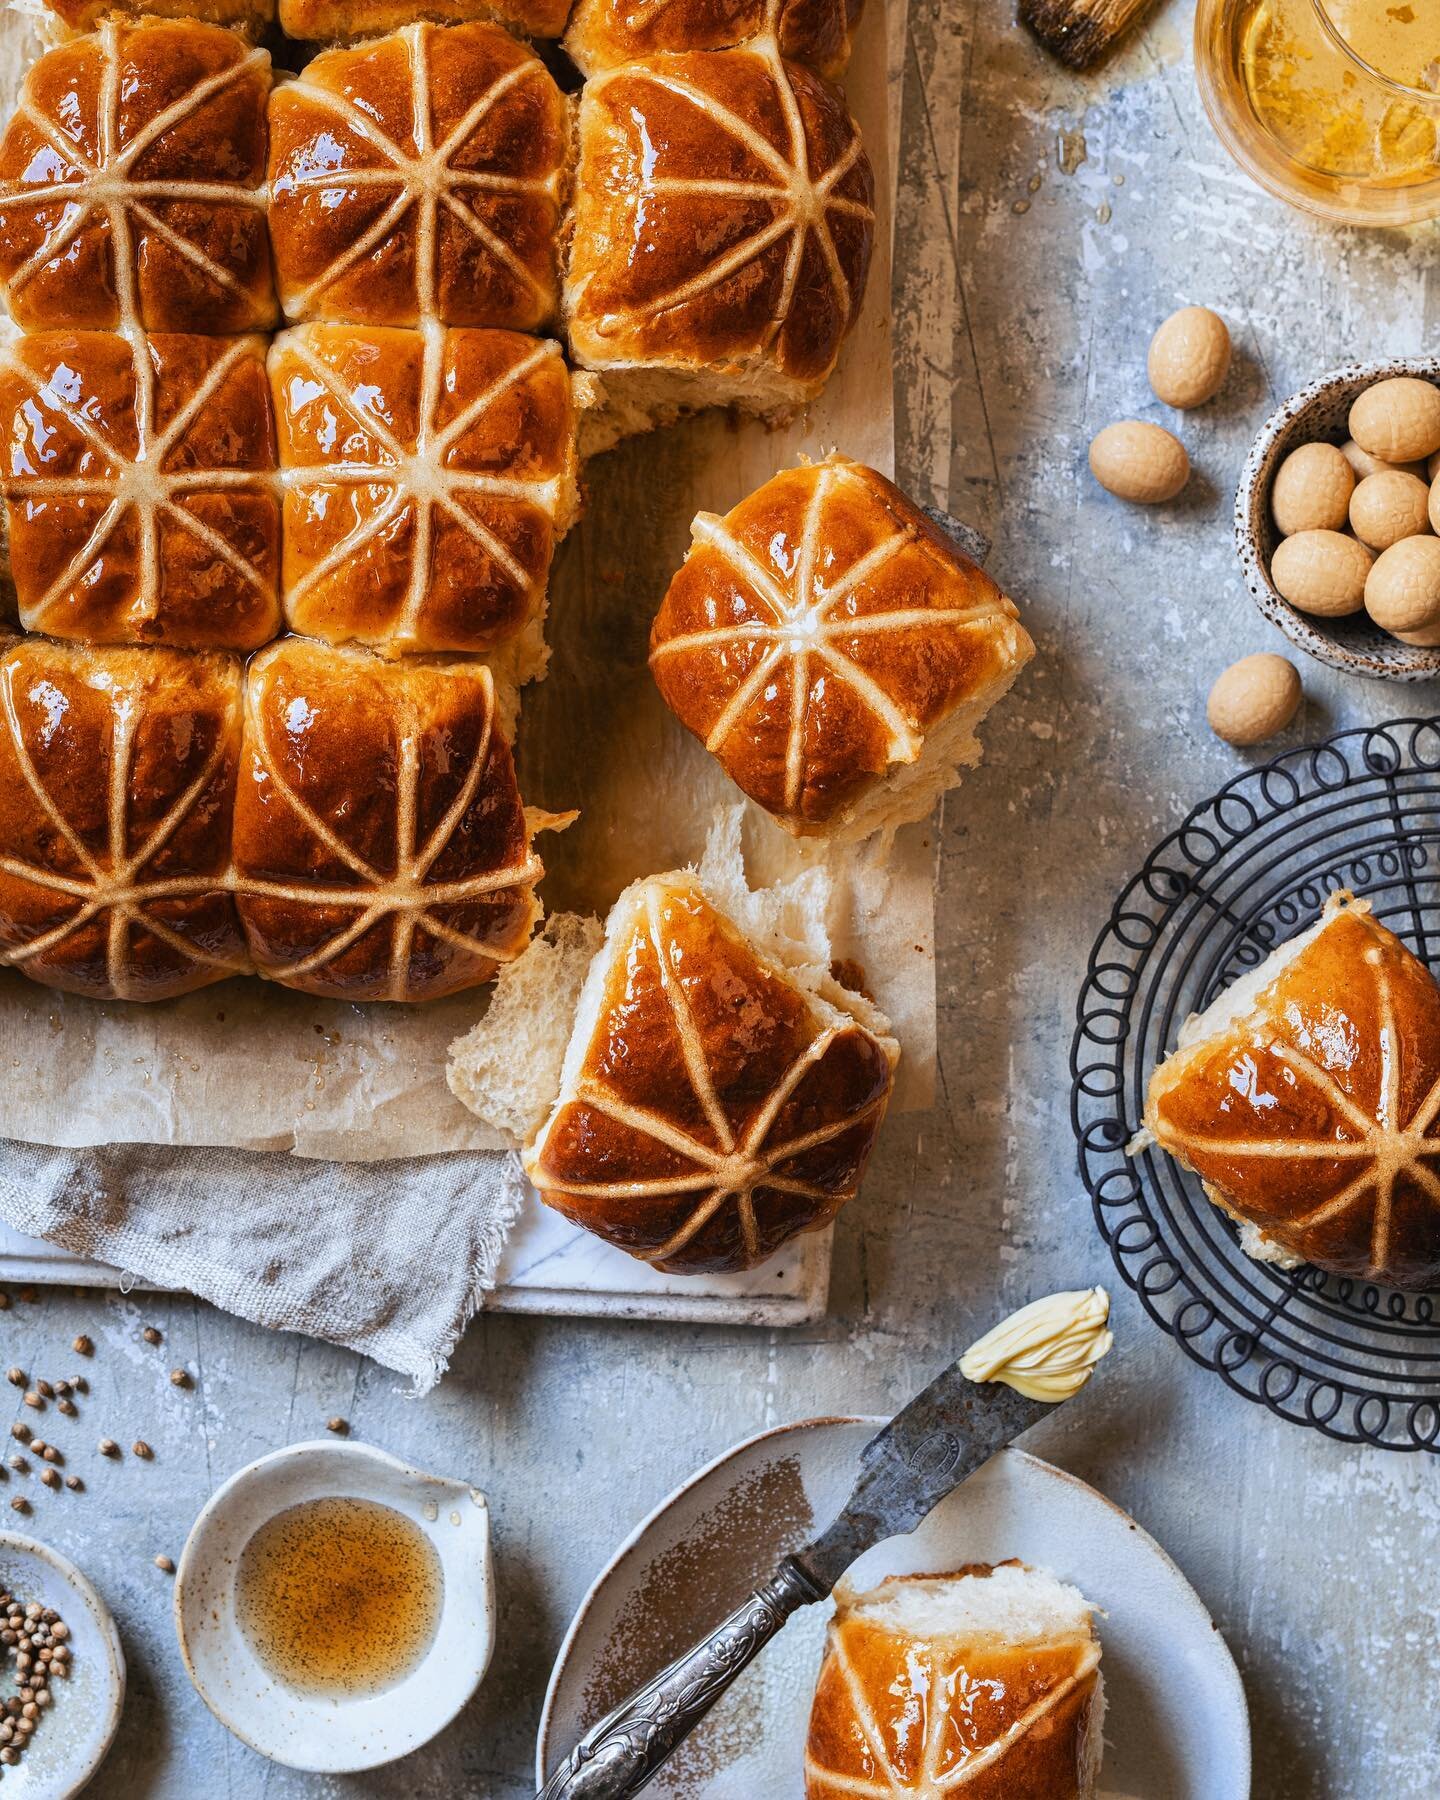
[
  {"x1": 170, "y1": 1368, "x2": 190, "y2": 1388},
  {"x1": 326, "y1": 1417, "x2": 348, "y2": 1435},
  {"x1": 39, "y1": 1470, "x2": 58, "y2": 1490},
  {"x1": 56, "y1": 1399, "x2": 76, "y2": 1417},
  {"x1": 21, "y1": 1392, "x2": 41, "y2": 1411},
  {"x1": 154, "y1": 1555, "x2": 174, "y2": 1574},
  {"x1": 98, "y1": 1438, "x2": 118, "y2": 1457},
  {"x1": 5, "y1": 1369, "x2": 22, "y2": 1388},
  {"x1": 7, "y1": 1459, "x2": 25, "y2": 1474},
  {"x1": 28, "y1": 1441, "x2": 44, "y2": 1457},
  {"x1": 39, "y1": 1448, "x2": 59, "y2": 1466},
  {"x1": 8, "y1": 1499, "x2": 26, "y2": 1514},
  {"x1": 52, "y1": 1380, "x2": 69, "y2": 1397},
  {"x1": 71, "y1": 1336, "x2": 92, "y2": 1356},
  {"x1": 142, "y1": 1327, "x2": 162, "y2": 1346},
  {"x1": 64, "y1": 1476, "x2": 81, "y2": 1492},
  {"x1": 133, "y1": 1440, "x2": 153, "y2": 1460},
  {"x1": 33, "y1": 1381, "x2": 52, "y2": 1399},
  {"x1": 8, "y1": 1425, "x2": 27, "y2": 1444}
]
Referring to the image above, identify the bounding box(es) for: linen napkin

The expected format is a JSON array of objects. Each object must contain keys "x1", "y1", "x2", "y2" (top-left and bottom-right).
[{"x1": 0, "y1": 1139, "x2": 527, "y2": 1391}]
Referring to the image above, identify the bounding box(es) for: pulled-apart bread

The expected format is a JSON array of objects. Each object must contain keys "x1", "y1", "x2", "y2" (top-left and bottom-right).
[
  {"x1": 1144, "y1": 892, "x2": 1440, "y2": 1289},
  {"x1": 521, "y1": 869, "x2": 897, "y2": 1273},
  {"x1": 0, "y1": 20, "x2": 274, "y2": 334},
  {"x1": 0, "y1": 637, "x2": 548, "y2": 1003},
  {"x1": 805, "y1": 1562, "x2": 1105, "y2": 1799},
  {"x1": 564, "y1": 46, "x2": 874, "y2": 435},
  {"x1": 650, "y1": 456, "x2": 1035, "y2": 839},
  {"x1": 267, "y1": 23, "x2": 568, "y2": 333},
  {"x1": 0, "y1": 331, "x2": 280, "y2": 651},
  {"x1": 277, "y1": 0, "x2": 571, "y2": 60},
  {"x1": 564, "y1": 0, "x2": 865, "y2": 79},
  {"x1": 269, "y1": 325, "x2": 578, "y2": 666}
]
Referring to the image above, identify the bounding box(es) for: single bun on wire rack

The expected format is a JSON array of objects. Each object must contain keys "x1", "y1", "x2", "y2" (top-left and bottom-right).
[
  {"x1": 279, "y1": 0, "x2": 570, "y2": 44},
  {"x1": 1144, "y1": 891, "x2": 1440, "y2": 1289},
  {"x1": 523, "y1": 867, "x2": 898, "y2": 1274},
  {"x1": 268, "y1": 324, "x2": 579, "y2": 665},
  {"x1": 0, "y1": 330, "x2": 280, "y2": 650},
  {"x1": 564, "y1": 0, "x2": 864, "y2": 79},
  {"x1": 805, "y1": 1563, "x2": 1105, "y2": 1799},
  {"x1": 649, "y1": 456, "x2": 1035, "y2": 840},
  {"x1": 0, "y1": 638, "x2": 249, "y2": 1002},
  {"x1": 267, "y1": 22, "x2": 568, "y2": 332},
  {"x1": 563, "y1": 46, "x2": 874, "y2": 435},
  {"x1": 232, "y1": 640, "x2": 550, "y2": 1002},
  {"x1": 0, "y1": 20, "x2": 274, "y2": 334}
]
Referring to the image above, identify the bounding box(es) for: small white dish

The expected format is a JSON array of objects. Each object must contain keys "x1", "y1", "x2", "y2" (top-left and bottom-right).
[
  {"x1": 0, "y1": 1532, "x2": 125, "y2": 1796},
  {"x1": 174, "y1": 1439, "x2": 494, "y2": 1773},
  {"x1": 538, "y1": 1418, "x2": 1250, "y2": 1799}
]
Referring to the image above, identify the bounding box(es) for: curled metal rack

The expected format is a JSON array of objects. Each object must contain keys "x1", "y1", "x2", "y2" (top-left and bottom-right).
[{"x1": 1070, "y1": 717, "x2": 1440, "y2": 1452}]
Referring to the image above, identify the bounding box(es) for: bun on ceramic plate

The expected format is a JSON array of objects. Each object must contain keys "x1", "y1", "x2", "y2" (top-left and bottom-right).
[
  {"x1": 564, "y1": 0, "x2": 864, "y2": 79},
  {"x1": 563, "y1": 48, "x2": 874, "y2": 441},
  {"x1": 805, "y1": 1560, "x2": 1105, "y2": 1798},
  {"x1": 649, "y1": 456, "x2": 1034, "y2": 839},
  {"x1": 1143, "y1": 891, "x2": 1440, "y2": 1288}
]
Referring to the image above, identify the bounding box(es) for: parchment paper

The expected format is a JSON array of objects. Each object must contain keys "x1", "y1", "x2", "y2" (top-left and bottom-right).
[{"x1": 0, "y1": 0, "x2": 933, "y2": 1161}]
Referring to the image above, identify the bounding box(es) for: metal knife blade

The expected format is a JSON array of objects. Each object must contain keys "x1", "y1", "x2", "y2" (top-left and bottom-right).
[{"x1": 792, "y1": 1366, "x2": 1051, "y2": 1596}]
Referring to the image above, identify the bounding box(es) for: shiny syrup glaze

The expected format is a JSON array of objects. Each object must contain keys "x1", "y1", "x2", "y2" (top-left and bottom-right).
[{"x1": 235, "y1": 1496, "x2": 443, "y2": 1699}]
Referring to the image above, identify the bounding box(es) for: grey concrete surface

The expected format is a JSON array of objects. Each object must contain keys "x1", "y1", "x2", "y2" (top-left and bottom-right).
[{"x1": 4, "y1": 1, "x2": 1439, "y2": 1794}]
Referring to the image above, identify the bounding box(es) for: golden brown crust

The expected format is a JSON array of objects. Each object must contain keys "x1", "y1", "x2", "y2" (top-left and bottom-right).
[
  {"x1": 0, "y1": 331, "x2": 280, "y2": 652},
  {"x1": 268, "y1": 20, "x2": 566, "y2": 332},
  {"x1": 525, "y1": 875, "x2": 896, "y2": 1273},
  {"x1": 805, "y1": 1567, "x2": 1101, "y2": 1798},
  {"x1": 565, "y1": 0, "x2": 864, "y2": 79},
  {"x1": 650, "y1": 457, "x2": 1035, "y2": 832},
  {"x1": 0, "y1": 637, "x2": 248, "y2": 1001},
  {"x1": 1145, "y1": 900, "x2": 1440, "y2": 1288},
  {"x1": 564, "y1": 49, "x2": 873, "y2": 399},
  {"x1": 232, "y1": 639, "x2": 542, "y2": 1000},
  {"x1": 40, "y1": 0, "x2": 273, "y2": 39},
  {"x1": 278, "y1": 0, "x2": 570, "y2": 43},
  {"x1": 269, "y1": 324, "x2": 575, "y2": 656},
  {"x1": 0, "y1": 22, "x2": 274, "y2": 335}
]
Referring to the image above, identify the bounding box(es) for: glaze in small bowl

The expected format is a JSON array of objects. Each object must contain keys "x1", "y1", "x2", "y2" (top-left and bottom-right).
[
  {"x1": 1236, "y1": 358, "x2": 1440, "y2": 683},
  {"x1": 174, "y1": 1440, "x2": 495, "y2": 1773}
]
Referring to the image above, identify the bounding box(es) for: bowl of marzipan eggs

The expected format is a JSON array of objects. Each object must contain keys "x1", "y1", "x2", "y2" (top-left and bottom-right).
[{"x1": 1236, "y1": 359, "x2": 1440, "y2": 680}]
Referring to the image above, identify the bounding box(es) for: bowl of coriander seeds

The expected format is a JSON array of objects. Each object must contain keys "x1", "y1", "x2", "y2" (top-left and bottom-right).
[
  {"x1": 1237, "y1": 357, "x2": 1440, "y2": 680},
  {"x1": 0, "y1": 1532, "x2": 125, "y2": 1793}
]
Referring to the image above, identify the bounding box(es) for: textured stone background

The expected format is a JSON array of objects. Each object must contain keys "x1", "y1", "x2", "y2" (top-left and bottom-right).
[{"x1": 5, "y1": 1, "x2": 1440, "y2": 1794}]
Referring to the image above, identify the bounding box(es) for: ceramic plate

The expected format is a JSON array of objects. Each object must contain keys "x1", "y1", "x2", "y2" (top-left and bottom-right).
[
  {"x1": 0, "y1": 1532, "x2": 125, "y2": 1796},
  {"x1": 537, "y1": 1419, "x2": 1250, "y2": 1799}
]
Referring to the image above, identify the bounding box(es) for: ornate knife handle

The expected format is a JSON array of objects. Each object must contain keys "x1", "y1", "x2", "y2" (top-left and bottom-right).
[{"x1": 536, "y1": 1555, "x2": 825, "y2": 1800}]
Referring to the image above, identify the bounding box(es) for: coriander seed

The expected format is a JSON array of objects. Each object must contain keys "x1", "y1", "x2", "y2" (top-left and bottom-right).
[
  {"x1": 133, "y1": 1440, "x2": 153, "y2": 1460},
  {"x1": 39, "y1": 1448, "x2": 58, "y2": 1466},
  {"x1": 63, "y1": 1477, "x2": 81, "y2": 1493},
  {"x1": 8, "y1": 1499, "x2": 26, "y2": 1515},
  {"x1": 326, "y1": 1417, "x2": 348, "y2": 1435},
  {"x1": 21, "y1": 1393, "x2": 40, "y2": 1411},
  {"x1": 71, "y1": 1336, "x2": 92, "y2": 1356},
  {"x1": 33, "y1": 1381, "x2": 52, "y2": 1400},
  {"x1": 56, "y1": 1400, "x2": 75, "y2": 1417},
  {"x1": 141, "y1": 1327, "x2": 161, "y2": 1346},
  {"x1": 39, "y1": 1471, "x2": 58, "y2": 1491},
  {"x1": 153, "y1": 1555, "x2": 174, "y2": 1574},
  {"x1": 4, "y1": 1369, "x2": 22, "y2": 1388},
  {"x1": 97, "y1": 1438, "x2": 118, "y2": 1458},
  {"x1": 169, "y1": 1369, "x2": 190, "y2": 1389},
  {"x1": 9, "y1": 1425, "x2": 28, "y2": 1444}
]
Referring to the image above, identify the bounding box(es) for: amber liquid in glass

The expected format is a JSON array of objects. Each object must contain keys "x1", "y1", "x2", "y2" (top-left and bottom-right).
[
  {"x1": 235, "y1": 1496, "x2": 443, "y2": 1698},
  {"x1": 1239, "y1": 0, "x2": 1440, "y2": 183}
]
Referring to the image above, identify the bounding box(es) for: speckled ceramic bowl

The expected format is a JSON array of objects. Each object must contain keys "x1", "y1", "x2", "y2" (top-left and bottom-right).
[{"x1": 1236, "y1": 358, "x2": 1440, "y2": 682}]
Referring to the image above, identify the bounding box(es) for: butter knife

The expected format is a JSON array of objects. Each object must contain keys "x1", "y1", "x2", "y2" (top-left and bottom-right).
[{"x1": 535, "y1": 1360, "x2": 1054, "y2": 1799}]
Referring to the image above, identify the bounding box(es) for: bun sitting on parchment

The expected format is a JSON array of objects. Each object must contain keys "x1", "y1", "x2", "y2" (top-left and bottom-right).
[
  {"x1": 650, "y1": 456, "x2": 1034, "y2": 841},
  {"x1": 448, "y1": 822, "x2": 898, "y2": 1273},
  {"x1": 805, "y1": 1561, "x2": 1105, "y2": 1799},
  {"x1": 1144, "y1": 891, "x2": 1440, "y2": 1289}
]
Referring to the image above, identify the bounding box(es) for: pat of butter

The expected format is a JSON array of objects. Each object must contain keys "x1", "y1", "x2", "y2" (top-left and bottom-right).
[{"x1": 959, "y1": 1288, "x2": 1113, "y2": 1403}]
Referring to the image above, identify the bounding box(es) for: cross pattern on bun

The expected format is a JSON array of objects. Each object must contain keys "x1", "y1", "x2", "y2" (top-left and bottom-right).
[
  {"x1": 267, "y1": 23, "x2": 567, "y2": 333},
  {"x1": 564, "y1": 0, "x2": 865, "y2": 79},
  {"x1": 0, "y1": 331, "x2": 280, "y2": 651},
  {"x1": 1144, "y1": 892, "x2": 1440, "y2": 1288},
  {"x1": 0, "y1": 22, "x2": 274, "y2": 336},
  {"x1": 232, "y1": 640, "x2": 543, "y2": 1000},
  {"x1": 0, "y1": 638, "x2": 247, "y2": 1001},
  {"x1": 269, "y1": 325, "x2": 577, "y2": 660},
  {"x1": 805, "y1": 1564, "x2": 1104, "y2": 1799},
  {"x1": 564, "y1": 47, "x2": 874, "y2": 424},
  {"x1": 650, "y1": 457, "x2": 1035, "y2": 839},
  {"x1": 525, "y1": 872, "x2": 898, "y2": 1273},
  {"x1": 278, "y1": 0, "x2": 570, "y2": 48}
]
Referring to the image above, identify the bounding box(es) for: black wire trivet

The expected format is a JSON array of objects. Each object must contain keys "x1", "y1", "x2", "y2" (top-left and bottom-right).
[{"x1": 1070, "y1": 717, "x2": 1440, "y2": 1452}]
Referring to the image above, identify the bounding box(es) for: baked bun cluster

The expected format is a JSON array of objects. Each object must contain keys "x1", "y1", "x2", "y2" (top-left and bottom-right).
[
  {"x1": 1145, "y1": 892, "x2": 1440, "y2": 1288},
  {"x1": 805, "y1": 1563, "x2": 1105, "y2": 1798},
  {"x1": 0, "y1": 636, "x2": 543, "y2": 1001},
  {"x1": 651, "y1": 456, "x2": 1034, "y2": 839}
]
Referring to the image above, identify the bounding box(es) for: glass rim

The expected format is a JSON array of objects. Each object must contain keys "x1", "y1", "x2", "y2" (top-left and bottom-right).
[{"x1": 1311, "y1": 0, "x2": 1440, "y2": 103}]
